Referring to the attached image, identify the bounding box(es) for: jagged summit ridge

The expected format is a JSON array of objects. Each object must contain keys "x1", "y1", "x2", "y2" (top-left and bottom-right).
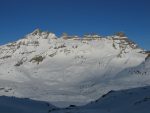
[
  {"x1": 24, "y1": 29, "x2": 57, "y2": 41},
  {"x1": 0, "y1": 29, "x2": 146, "y2": 70},
  {"x1": 4, "y1": 29, "x2": 141, "y2": 49},
  {"x1": 0, "y1": 29, "x2": 143, "y2": 62},
  {"x1": 30, "y1": 28, "x2": 41, "y2": 35}
]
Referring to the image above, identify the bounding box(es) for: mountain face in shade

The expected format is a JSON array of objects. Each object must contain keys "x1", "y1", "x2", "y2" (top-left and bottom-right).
[{"x1": 51, "y1": 86, "x2": 150, "y2": 113}]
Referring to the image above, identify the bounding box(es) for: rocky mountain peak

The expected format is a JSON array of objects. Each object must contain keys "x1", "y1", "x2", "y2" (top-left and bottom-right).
[
  {"x1": 30, "y1": 28, "x2": 42, "y2": 36},
  {"x1": 24, "y1": 29, "x2": 57, "y2": 40},
  {"x1": 145, "y1": 52, "x2": 150, "y2": 61},
  {"x1": 0, "y1": 29, "x2": 145, "y2": 62}
]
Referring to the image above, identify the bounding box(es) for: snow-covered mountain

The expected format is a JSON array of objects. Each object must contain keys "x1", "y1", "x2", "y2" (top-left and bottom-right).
[{"x1": 0, "y1": 29, "x2": 149, "y2": 107}]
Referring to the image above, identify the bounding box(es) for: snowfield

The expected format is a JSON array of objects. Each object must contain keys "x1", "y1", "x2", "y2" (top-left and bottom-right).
[
  {"x1": 0, "y1": 96, "x2": 56, "y2": 113},
  {"x1": 0, "y1": 29, "x2": 149, "y2": 107},
  {"x1": 0, "y1": 86, "x2": 150, "y2": 113}
]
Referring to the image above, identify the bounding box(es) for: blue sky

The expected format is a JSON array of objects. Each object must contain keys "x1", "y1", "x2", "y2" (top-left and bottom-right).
[{"x1": 0, "y1": 0, "x2": 150, "y2": 50}]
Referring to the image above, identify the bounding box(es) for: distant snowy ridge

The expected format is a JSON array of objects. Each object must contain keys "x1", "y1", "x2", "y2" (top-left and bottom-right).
[{"x1": 0, "y1": 29, "x2": 149, "y2": 107}]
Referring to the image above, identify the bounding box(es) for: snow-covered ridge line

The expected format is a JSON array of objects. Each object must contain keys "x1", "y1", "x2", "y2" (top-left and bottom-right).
[{"x1": 0, "y1": 29, "x2": 145, "y2": 61}]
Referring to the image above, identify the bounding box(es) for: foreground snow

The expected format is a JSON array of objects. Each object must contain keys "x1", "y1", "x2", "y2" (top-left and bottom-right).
[
  {"x1": 51, "y1": 86, "x2": 150, "y2": 113},
  {"x1": 0, "y1": 96, "x2": 56, "y2": 113},
  {"x1": 1, "y1": 86, "x2": 150, "y2": 113}
]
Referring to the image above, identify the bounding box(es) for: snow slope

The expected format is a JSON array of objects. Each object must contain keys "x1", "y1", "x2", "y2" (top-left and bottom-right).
[
  {"x1": 51, "y1": 86, "x2": 150, "y2": 113},
  {"x1": 0, "y1": 29, "x2": 149, "y2": 107},
  {"x1": 0, "y1": 86, "x2": 150, "y2": 113},
  {"x1": 0, "y1": 96, "x2": 56, "y2": 113}
]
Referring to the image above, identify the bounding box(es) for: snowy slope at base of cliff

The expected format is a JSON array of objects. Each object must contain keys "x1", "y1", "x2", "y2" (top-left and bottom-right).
[
  {"x1": 0, "y1": 96, "x2": 56, "y2": 113},
  {"x1": 51, "y1": 86, "x2": 150, "y2": 113},
  {"x1": 0, "y1": 86, "x2": 150, "y2": 113}
]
